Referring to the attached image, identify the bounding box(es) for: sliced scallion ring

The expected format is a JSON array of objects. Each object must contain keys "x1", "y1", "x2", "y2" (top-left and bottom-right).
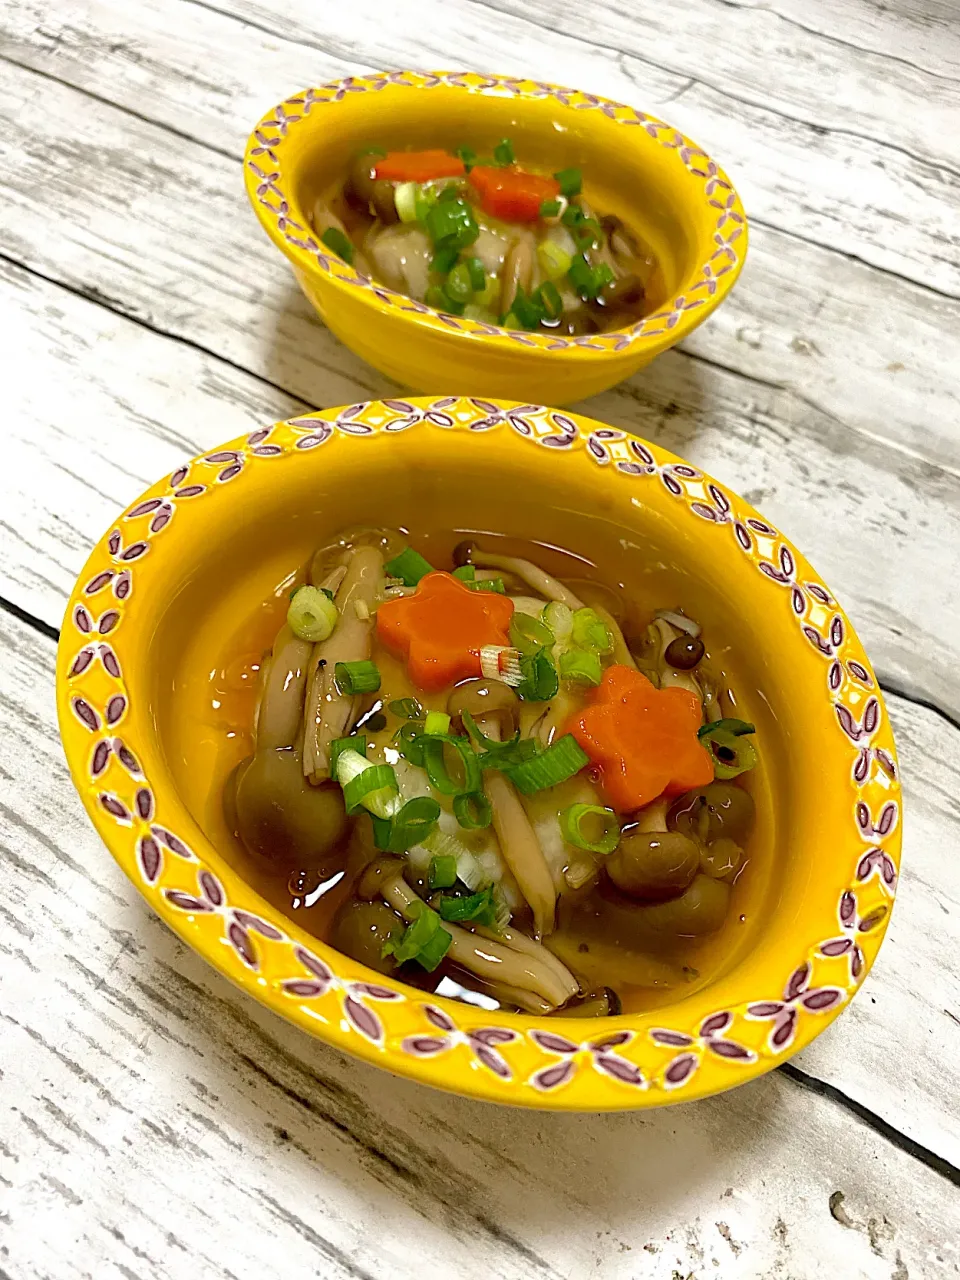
[
  {"x1": 389, "y1": 698, "x2": 423, "y2": 720},
  {"x1": 384, "y1": 546, "x2": 434, "y2": 586},
  {"x1": 428, "y1": 854, "x2": 458, "y2": 890},
  {"x1": 453, "y1": 791, "x2": 493, "y2": 830},
  {"x1": 421, "y1": 735, "x2": 482, "y2": 796},
  {"x1": 697, "y1": 718, "x2": 756, "y2": 739},
  {"x1": 510, "y1": 611, "x2": 554, "y2": 655},
  {"x1": 699, "y1": 726, "x2": 758, "y2": 779},
  {"x1": 328, "y1": 735, "x2": 366, "y2": 781},
  {"x1": 506, "y1": 733, "x2": 589, "y2": 795},
  {"x1": 424, "y1": 710, "x2": 451, "y2": 737},
  {"x1": 560, "y1": 803, "x2": 620, "y2": 855},
  {"x1": 341, "y1": 763, "x2": 399, "y2": 817},
  {"x1": 334, "y1": 660, "x2": 381, "y2": 696},
  {"x1": 372, "y1": 796, "x2": 441, "y2": 853},
  {"x1": 558, "y1": 648, "x2": 603, "y2": 685},
  {"x1": 287, "y1": 585, "x2": 339, "y2": 642},
  {"x1": 394, "y1": 181, "x2": 419, "y2": 223}
]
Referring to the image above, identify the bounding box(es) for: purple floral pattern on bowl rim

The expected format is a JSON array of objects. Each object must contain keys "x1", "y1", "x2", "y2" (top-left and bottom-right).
[{"x1": 58, "y1": 398, "x2": 900, "y2": 1108}]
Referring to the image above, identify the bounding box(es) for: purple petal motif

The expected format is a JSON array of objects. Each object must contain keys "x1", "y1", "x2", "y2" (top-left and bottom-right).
[
  {"x1": 785, "y1": 965, "x2": 810, "y2": 1000},
  {"x1": 295, "y1": 948, "x2": 333, "y2": 986},
  {"x1": 199, "y1": 871, "x2": 224, "y2": 906},
  {"x1": 74, "y1": 605, "x2": 93, "y2": 634},
  {"x1": 471, "y1": 1027, "x2": 517, "y2": 1047},
  {"x1": 708, "y1": 1040, "x2": 754, "y2": 1061},
  {"x1": 70, "y1": 648, "x2": 95, "y2": 677},
  {"x1": 350, "y1": 983, "x2": 400, "y2": 1001},
  {"x1": 228, "y1": 922, "x2": 257, "y2": 968},
  {"x1": 472, "y1": 1045, "x2": 512, "y2": 1078},
  {"x1": 283, "y1": 980, "x2": 328, "y2": 998},
  {"x1": 593, "y1": 1054, "x2": 644, "y2": 1085},
  {"x1": 532, "y1": 1060, "x2": 575, "y2": 1091},
  {"x1": 127, "y1": 499, "x2": 162, "y2": 518},
  {"x1": 650, "y1": 1029, "x2": 693, "y2": 1047},
  {"x1": 85, "y1": 572, "x2": 114, "y2": 594},
  {"x1": 402, "y1": 1035, "x2": 450, "y2": 1056},
  {"x1": 234, "y1": 910, "x2": 283, "y2": 940},
  {"x1": 135, "y1": 787, "x2": 154, "y2": 820},
  {"x1": 530, "y1": 1031, "x2": 578, "y2": 1055},
  {"x1": 99, "y1": 645, "x2": 121, "y2": 678},
  {"x1": 105, "y1": 694, "x2": 126, "y2": 725},
  {"x1": 72, "y1": 698, "x2": 100, "y2": 731},
  {"x1": 90, "y1": 739, "x2": 111, "y2": 777},
  {"x1": 426, "y1": 1006, "x2": 456, "y2": 1033},
  {"x1": 699, "y1": 1012, "x2": 732, "y2": 1037},
  {"x1": 138, "y1": 835, "x2": 162, "y2": 883},
  {"x1": 344, "y1": 995, "x2": 382, "y2": 1042},
  {"x1": 164, "y1": 890, "x2": 213, "y2": 912},
  {"x1": 799, "y1": 988, "x2": 843, "y2": 1012},
  {"x1": 664, "y1": 1054, "x2": 698, "y2": 1087}
]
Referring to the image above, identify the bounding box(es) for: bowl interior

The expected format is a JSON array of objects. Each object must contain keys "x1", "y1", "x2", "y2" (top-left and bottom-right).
[
  {"x1": 136, "y1": 426, "x2": 834, "y2": 1020},
  {"x1": 284, "y1": 82, "x2": 704, "y2": 310}
]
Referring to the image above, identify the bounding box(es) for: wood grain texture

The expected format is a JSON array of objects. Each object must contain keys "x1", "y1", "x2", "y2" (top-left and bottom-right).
[
  {"x1": 1, "y1": 0, "x2": 960, "y2": 1271},
  {"x1": 0, "y1": 607, "x2": 957, "y2": 1280}
]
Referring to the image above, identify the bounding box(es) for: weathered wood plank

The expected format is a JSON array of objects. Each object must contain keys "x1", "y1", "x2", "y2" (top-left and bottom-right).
[
  {"x1": 2, "y1": 0, "x2": 959, "y2": 295},
  {"x1": 1, "y1": 606, "x2": 957, "y2": 1279}
]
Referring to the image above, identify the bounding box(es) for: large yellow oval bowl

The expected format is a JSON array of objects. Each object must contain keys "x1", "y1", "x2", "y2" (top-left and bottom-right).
[
  {"x1": 57, "y1": 400, "x2": 899, "y2": 1110},
  {"x1": 244, "y1": 72, "x2": 747, "y2": 404}
]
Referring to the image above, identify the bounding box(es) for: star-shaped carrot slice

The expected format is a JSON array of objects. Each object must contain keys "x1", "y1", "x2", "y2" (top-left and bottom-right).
[
  {"x1": 376, "y1": 572, "x2": 515, "y2": 692},
  {"x1": 565, "y1": 664, "x2": 713, "y2": 812}
]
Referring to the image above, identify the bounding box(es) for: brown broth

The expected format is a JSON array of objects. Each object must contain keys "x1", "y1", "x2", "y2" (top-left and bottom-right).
[{"x1": 168, "y1": 533, "x2": 772, "y2": 1015}]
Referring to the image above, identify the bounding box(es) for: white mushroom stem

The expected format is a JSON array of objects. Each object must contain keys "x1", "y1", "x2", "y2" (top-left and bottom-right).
[
  {"x1": 468, "y1": 549, "x2": 584, "y2": 609},
  {"x1": 302, "y1": 546, "x2": 384, "y2": 781},
  {"x1": 254, "y1": 625, "x2": 314, "y2": 751},
  {"x1": 382, "y1": 875, "x2": 571, "y2": 1009},
  {"x1": 632, "y1": 798, "x2": 670, "y2": 834},
  {"x1": 482, "y1": 983, "x2": 554, "y2": 1016},
  {"x1": 474, "y1": 923, "x2": 579, "y2": 1001},
  {"x1": 478, "y1": 715, "x2": 558, "y2": 939},
  {"x1": 651, "y1": 618, "x2": 702, "y2": 700}
]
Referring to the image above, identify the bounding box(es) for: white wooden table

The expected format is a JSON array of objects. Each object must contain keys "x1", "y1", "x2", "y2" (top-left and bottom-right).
[{"x1": 2, "y1": 1, "x2": 959, "y2": 1275}]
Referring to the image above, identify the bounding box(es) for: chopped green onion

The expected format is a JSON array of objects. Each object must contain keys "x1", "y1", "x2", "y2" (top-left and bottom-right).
[
  {"x1": 493, "y1": 138, "x2": 515, "y2": 166},
  {"x1": 341, "y1": 762, "x2": 398, "y2": 816},
  {"x1": 506, "y1": 733, "x2": 589, "y2": 795},
  {"x1": 543, "y1": 601, "x2": 573, "y2": 643},
  {"x1": 415, "y1": 187, "x2": 438, "y2": 222},
  {"x1": 287, "y1": 585, "x2": 339, "y2": 642},
  {"x1": 453, "y1": 791, "x2": 493, "y2": 829},
  {"x1": 539, "y1": 198, "x2": 562, "y2": 218},
  {"x1": 425, "y1": 199, "x2": 479, "y2": 251},
  {"x1": 329, "y1": 735, "x2": 366, "y2": 781},
  {"x1": 464, "y1": 257, "x2": 486, "y2": 292},
  {"x1": 445, "y1": 261, "x2": 474, "y2": 303},
  {"x1": 567, "y1": 254, "x2": 612, "y2": 298},
  {"x1": 560, "y1": 803, "x2": 619, "y2": 855},
  {"x1": 382, "y1": 901, "x2": 451, "y2": 971},
  {"x1": 515, "y1": 650, "x2": 559, "y2": 702},
  {"x1": 420, "y1": 827, "x2": 488, "y2": 891},
  {"x1": 395, "y1": 181, "x2": 419, "y2": 223},
  {"x1": 572, "y1": 218, "x2": 602, "y2": 251},
  {"x1": 571, "y1": 607, "x2": 613, "y2": 653},
  {"x1": 452, "y1": 565, "x2": 476, "y2": 582},
  {"x1": 424, "y1": 710, "x2": 451, "y2": 737},
  {"x1": 501, "y1": 311, "x2": 520, "y2": 330},
  {"x1": 510, "y1": 611, "x2": 554, "y2": 655},
  {"x1": 455, "y1": 145, "x2": 477, "y2": 171},
  {"x1": 438, "y1": 183, "x2": 460, "y2": 203},
  {"x1": 537, "y1": 239, "x2": 573, "y2": 281},
  {"x1": 320, "y1": 227, "x2": 354, "y2": 264},
  {"x1": 389, "y1": 698, "x2": 423, "y2": 720},
  {"x1": 372, "y1": 796, "x2": 441, "y2": 853},
  {"x1": 559, "y1": 648, "x2": 603, "y2": 685},
  {"x1": 426, "y1": 284, "x2": 464, "y2": 314},
  {"x1": 511, "y1": 286, "x2": 546, "y2": 331},
  {"x1": 384, "y1": 546, "x2": 434, "y2": 586},
  {"x1": 699, "y1": 726, "x2": 758, "y2": 779},
  {"x1": 334, "y1": 660, "x2": 381, "y2": 696},
  {"x1": 554, "y1": 167, "x2": 582, "y2": 197},
  {"x1": 697, "y1": 718, "x2": 756, "y2": 739},
  {"x1": 467, "y1": 576, "x2": 505, "y2": 594},
  {"x1": 394, "y1": 721, "x2": 426, "y2": 767},
  {"x1": 461, "y1": 713, "x2": 541, "y2": 771},
  {"x1": 537, "y1": 280, "x2": 563, "y2": 320},
  {"x1": 319, "y1": 587, "x2": 335, "y2": 602},
  {"x1": 428, "y1": 854, "x2": 459, "y2": 890},
  {"x1": 438, "y1": 885, "x2": 498, "y2": 926},
  {"x1": 562, "y1": 203, "x2": 584, "y2": 228},
  {"x1": 430, "y1": 246, "x2": 460, "y2": 275},
  {"x1": 422, "y1": 735, "x2": 482, "y2": 796},
  {"x1": 568, "y1": 254, "x2": 615, "y2": 301}
]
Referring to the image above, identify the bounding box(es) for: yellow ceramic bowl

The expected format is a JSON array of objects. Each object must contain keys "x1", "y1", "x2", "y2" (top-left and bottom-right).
[
  {"x1": 57, "y1": 399, "x2": 899, "y2": 1110},
  {"x1": 244, "y1": 72, "x2": 747, "y2": 404}
]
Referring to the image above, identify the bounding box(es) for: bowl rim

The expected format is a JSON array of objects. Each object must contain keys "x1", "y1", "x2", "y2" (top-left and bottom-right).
[
  {"x1": 243, "y1": 69, "x2": 748, "y2": 360},
  {"x1": 57, "y1": 398, "x2": 900, "y2": 1110}
]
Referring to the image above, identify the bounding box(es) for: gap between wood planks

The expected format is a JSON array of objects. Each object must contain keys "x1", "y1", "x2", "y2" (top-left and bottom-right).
[
  {"x1": 5, "y1": 587, "x2": 960, "y2": 1190},
  {"x1": 0, "y1": 44, "x2": 957, "y2": 309}
]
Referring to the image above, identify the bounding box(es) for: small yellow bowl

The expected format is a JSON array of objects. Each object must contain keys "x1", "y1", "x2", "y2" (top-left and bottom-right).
[
  {"x1": 58, "y1": 400, "x2": 899, "y2": 1109},
  {"x1": 244, "y1": 72, "x2": 747, "y2": 404}
]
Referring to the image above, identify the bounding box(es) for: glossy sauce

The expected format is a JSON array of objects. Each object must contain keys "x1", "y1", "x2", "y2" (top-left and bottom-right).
[{"x1": 169, "y1": 533, "x2": 774, "y2": 1014}]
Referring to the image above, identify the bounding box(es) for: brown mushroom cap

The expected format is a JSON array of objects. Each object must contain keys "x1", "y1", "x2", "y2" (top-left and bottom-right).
[{"x1": 447, "y1": 678, "x2": 520, "y2": 736}]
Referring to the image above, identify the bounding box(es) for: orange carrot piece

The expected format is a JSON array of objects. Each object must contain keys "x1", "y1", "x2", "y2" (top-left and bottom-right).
[
  {"x1": 376, "y1": 572, "x2": 514, "y2": 692},
  {"x1": 467, "y1": 166, "x2": 560, "y2": 222},
  {"x1": 373, "y1": 151, "x2": 466, "y2": 183},
  {"x1": 565, "y1": 665, "x2": 713, "y2": 812}
]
